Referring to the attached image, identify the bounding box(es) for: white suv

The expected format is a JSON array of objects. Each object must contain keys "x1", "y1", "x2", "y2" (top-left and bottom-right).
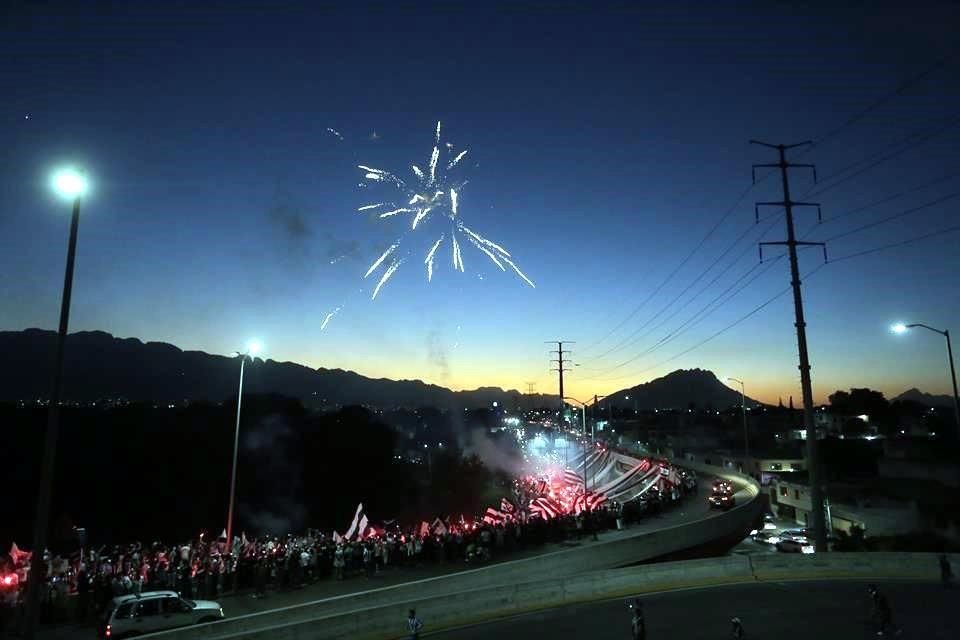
[{"x1": 98, "y1": 590, "x2": 224, "y2": 638}]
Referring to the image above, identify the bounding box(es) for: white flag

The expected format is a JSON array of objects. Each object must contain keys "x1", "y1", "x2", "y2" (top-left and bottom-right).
[
  {"x1": 356, "y1": 515, "x2": 369, "y2": 540},
  {"x1": 344, "y1": 503, "x2": 364, "y2": 540}
]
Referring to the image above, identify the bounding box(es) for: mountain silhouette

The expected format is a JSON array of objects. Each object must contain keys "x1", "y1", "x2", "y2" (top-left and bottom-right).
[
  {"x1": 0, "y1": 330, "x2": 758, "y2": 411},
  {"x1": 603, "y1": 368, "x2": 761, "y2": 410},
  {"x1": 891, "y1": 387, "x2": 955, "y2": 409},
  {"x1": 0, "y1": 329, "x2": 556, "y2": 409}
]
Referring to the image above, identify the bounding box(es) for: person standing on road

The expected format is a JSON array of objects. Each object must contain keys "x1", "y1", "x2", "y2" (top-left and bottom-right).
[
  {"x1": 407, "y1": 608, "x2": 424, "y2": 640},
  {"x1": 730, "y1": 617, "x2": 744, "y2": 640},
  {"x1": 629, "y1": 599, "x2": 646, "y2": 640},
  {"x1": 939, "y1": 554, "x2": 953, "y2": 588},
  {"x1": 868, "y1": 585, "x2": 900, "y2": 636}
]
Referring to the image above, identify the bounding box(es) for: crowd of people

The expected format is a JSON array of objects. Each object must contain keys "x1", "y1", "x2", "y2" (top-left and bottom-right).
[{"x1": 1, "y1": 453, "x2": 700, "y2": 628}]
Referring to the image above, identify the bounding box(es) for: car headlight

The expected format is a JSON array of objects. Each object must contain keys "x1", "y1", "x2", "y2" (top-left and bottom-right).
[{"x1": 219, "y1": 608, "x2": 224, "y2": 617}]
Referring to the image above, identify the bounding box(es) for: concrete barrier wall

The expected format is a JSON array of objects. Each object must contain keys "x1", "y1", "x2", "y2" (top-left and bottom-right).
[
  {"x1": 147, "y1": 552, "x2": 958, "y2": 640},
  {"x1": 142, "y1": 455, "x2": 764, "y2": 640}
]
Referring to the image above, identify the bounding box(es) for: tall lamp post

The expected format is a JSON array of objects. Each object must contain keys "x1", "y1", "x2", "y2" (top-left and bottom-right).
[
  {"x1": 726, "y1": 377, "x2": 750, "y2": 460},
  {"x1": 23, "y1": 168, "x2": 90, "y2": 640},
  {"x1": 892, "y1": 323, "x2": 960, "y2": 436},
  {"x1": 563, "y1": 396, "x2": 589, "y2": 492},
  {"x1": 225, "y1": 340, "x2": 262, "y2": 555}
]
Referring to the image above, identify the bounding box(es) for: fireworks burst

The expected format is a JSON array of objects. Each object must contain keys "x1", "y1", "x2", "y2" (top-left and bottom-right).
[{"x1": 356, "y1": 121, "x2": 535, "y2": 298}]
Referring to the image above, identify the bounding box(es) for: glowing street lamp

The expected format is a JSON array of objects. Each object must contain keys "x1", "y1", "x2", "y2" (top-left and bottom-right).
[
  {"x1": 225, "y1": 340, "x2": 263, "y2": 555},
  {"x1": 726, "y1": 377, "x2": 750, "y2": 460},
  {"x1": 891, "y1": 323, "x2": 960, "y2": 433},
  {"x1": 24, "y1": 167, "x2": 91, "y2": 640}
]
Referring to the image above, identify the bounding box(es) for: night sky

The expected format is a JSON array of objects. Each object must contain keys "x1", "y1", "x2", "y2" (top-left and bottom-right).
[{"x1": 2, "y1": 1, "x2": 959, "y2": 405}]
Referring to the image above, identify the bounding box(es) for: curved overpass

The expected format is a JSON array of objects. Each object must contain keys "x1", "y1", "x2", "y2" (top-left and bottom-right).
[{"x1": 141, "y1": 453, "x2": 763, "y2": 639}]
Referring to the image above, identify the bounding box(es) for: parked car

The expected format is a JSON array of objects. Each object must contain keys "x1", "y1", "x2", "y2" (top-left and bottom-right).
[
  {"x1": 99, "y1": 591, "x2": 224, "y2": 638},
  {"x1": 780, "y1": 529, "x2": 811, "y2": 543},
  {"x1": 776, "y1": 538, "x2": 814, "y2": 554},
  {"x1": 752, "y1": 531, "x2": 781, "y2": 545}
]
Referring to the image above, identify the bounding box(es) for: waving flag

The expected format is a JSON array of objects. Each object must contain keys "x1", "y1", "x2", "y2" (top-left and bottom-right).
[
  {"x1": 483, "y1": 507, "x2": 506, "y2": 525},
  {"x1": 500, "y1": 498, "x2": 515, "y2": 514},
  {"x1": 562, "y1": 469, "x2": 584, "y2": 486},
  {"x1": 344, "y1": 503, "x2": 364, "y2": 540}
]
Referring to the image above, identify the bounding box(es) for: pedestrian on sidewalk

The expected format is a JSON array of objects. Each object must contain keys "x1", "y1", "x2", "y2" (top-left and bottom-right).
[
  {"x1": 407, "y1": 608, "x2": 424, "y2": 640},
  {"x1": 939, "y1": 554, "x2": 953, "y2": 588}
]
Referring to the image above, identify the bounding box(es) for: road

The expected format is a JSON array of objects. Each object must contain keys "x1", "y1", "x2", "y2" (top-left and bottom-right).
[{"x1": 430, "y1": 580, "x2": 957, "y2": 640}]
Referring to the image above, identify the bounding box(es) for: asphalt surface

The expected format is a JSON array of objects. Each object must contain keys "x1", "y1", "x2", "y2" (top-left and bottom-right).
[{"x1": 429, "y1": 580, "x2": 957, "y2": 640}]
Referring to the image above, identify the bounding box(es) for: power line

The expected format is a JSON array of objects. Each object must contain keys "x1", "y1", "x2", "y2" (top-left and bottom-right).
[
  {"x1": 584, "y1": 221, "x2": 957, "y2": 384},
  {"x1": 585, "y1": 115, "x2": 960, "y2": 366},
  {"x1": 817, "y1": 170, "x2": 960, "y2": 227},
  {"x1": 582, "y1": 56, "x2": 955, "y2": 357},
  {"x1": 824, "y1": 190, "x2": 960, "y2": 243},
  {"x1": 828, "y1": 224, "x2": 960, "y2": 263},
  {"x1": 807, "y1": 54, "x2": 955, "y2": 151},
  {"x1": 581, "y1": 255, "x2": 786, "y2": 380},
  {"x1": 587, "y1": 216, "x2": 774, "y2": 361},
  {"x1": 805, "y1": 112, "x2": 960, "y2": 200}
]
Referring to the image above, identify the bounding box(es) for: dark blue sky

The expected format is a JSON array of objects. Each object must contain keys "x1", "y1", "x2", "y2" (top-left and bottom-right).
[{"x1": 2, "y1": 1, "x2": 958, "y2": 403}]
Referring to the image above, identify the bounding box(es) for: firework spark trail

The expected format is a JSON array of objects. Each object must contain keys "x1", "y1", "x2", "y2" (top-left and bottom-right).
[
  {"x1": 425, "y1": 235, "x2": 444, "y2": 282},
  {"x1": 428, "y1": 145, "x2": 439, "y2": 185},
  {"x1": 460, "y1": 223, "x2": 512, "y2": 257},
  {"x1": 447, "y1": 149, "x2": 468, "y2": 170},
  {"x1": 468, "y1": 237, "x2": 506, "y2": 271},
  {"x1": 321, "y1": 306, "x2": 342, "y2": 330},
  {"x1": 371, "y1": 259, "x2": 402, "y2": 300},
  {"x1": 452, "y1": 235, "x2": 464, "y2": 272},
  {"x1": 500, "y1": 255, "x2": 536, "y2": 288},
  {"x1": 365, "y1": 243, "x2": 397, "y2": 278},
  {"x1": 379, "y1": 207, "x2": 412, "y2": 218},
  {"x1": 357, "y1": 120, "x2": 535, "y2": 293},
  {"x1": 412, "y1": 207, "x2": 432, "y2": 229}
]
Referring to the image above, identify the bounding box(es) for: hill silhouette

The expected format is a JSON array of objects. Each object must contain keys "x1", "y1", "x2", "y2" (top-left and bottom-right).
[
  {"x1": 603, "y1": 368, "x2": 761, "y2": 410},
  {"x1": 892, "y1": 387, "x2": 955, "y2": 408},
  {"x1": 0, "y1": 329, "x2": 554, "y2": 409},
  {"x1": 0, "y1": 330, "x2": 756, "y2": 411}
]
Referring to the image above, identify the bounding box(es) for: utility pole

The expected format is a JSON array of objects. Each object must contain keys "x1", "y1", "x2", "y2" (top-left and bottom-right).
[
  {"x1": 751, "y1": 140, "x2": 828, "y2": 552},
  {"x1": 525, "y1": 381, "x2": 537, "y2": 411},
  {"x1": 547, "y1": 341, "x2": 574, "y2": 414}
]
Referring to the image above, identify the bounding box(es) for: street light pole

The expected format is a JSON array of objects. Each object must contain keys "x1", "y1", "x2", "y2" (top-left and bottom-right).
[
  {"x1": 563, "y1": 396, "x2": 589, "y2": 494},
  {"x1": 893, "y1": 323, "x2": 960, "y2": 437},
  {"x1": 727, "y1": 377, "x2": 750, "y2": 460},
  {"x1": 24, "y1": 169, "x2": 88, "y2": 640}
]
